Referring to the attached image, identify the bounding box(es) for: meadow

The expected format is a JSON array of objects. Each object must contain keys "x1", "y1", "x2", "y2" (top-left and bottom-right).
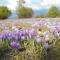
[{"x1": 0, "y1": 18, "x2": 60, "y2": 60}]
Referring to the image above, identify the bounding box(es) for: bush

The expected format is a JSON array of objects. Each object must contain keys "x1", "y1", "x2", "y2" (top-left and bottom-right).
[
  {"x1": 47, "y1": 6, "x2": 59, "y2": 18},
  {"x1": 16, "y1": 7, "x2": 33, "y2": 18},
  {"x1": 0, "y1": 6, "x2": 11, "y2": 19}
]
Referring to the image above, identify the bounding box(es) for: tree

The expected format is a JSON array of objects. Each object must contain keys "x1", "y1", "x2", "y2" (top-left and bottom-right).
[
  {"x1": 16, "y1": 7, "x2": 33, "y2": 18},
  {"x1": 47, "y1": 6, "x2": 59, "y2": 18},
  {"x1": 16, "y1": 0, "x2": 33, "y2": 18},
  {"x1": 17, "y1": 0, "x2": 25, "y2": 8},
  {"x1": 0, "y1": 6, "x2": 11, "y2": 19}
]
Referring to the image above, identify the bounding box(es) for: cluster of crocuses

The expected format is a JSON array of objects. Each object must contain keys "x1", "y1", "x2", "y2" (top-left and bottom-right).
[
  {"x1": 32, "y1": 21, "x2": 60, "y2": 50},
  {"x1": 32, "y1": 20, "x2": 60, "y2": 37},
  {"x1": 0, "y1": 28, "x2": 35, "y2": 49},
  {"x1": 0, "y1": 20, "x2": 60, "y2": 51},
  {"x1": 36, "y1": 31, "x2": 49, "y2": 50},
  {"x1": 49, "y1": 25, "x2": 60, "y2": 37}
]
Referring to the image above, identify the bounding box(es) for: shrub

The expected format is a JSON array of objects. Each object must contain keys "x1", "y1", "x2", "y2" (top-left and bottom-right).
[
  {"x1": 16, "y1": 7, "x2": 33, "y2": 18},
  {"x1": 0, "y1": 6, "x2": 11, "y2": 19},
  {"x1": 47, "y1": 6, "x2": 59, "y2": 18}
]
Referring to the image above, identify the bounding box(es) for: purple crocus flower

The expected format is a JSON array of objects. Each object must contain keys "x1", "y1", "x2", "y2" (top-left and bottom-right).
[
  {"x1": 44, "y1": 34, "x2": 49, "y2": 43},
  {"x1": 22, "y1": 30, "x2": 27, "y2": 35},
  {"x1": 53, "y1": 31, "x2": 60, "y2": 36},
  {"x1": 4, "y1": 29, "x2": 10, "y2": 33},
  {"x1": 0, "y1": 33, "x2": 3, "y2": 40},
  {"x1": 21, "y1": 36, "x2": 25, "y2": 41},
  {"x1": 36, "y1": 35, "x2": 41, "y2": 44},
  {"x1": 15, "y1": 35, "x2": 18, "y2": 40},
  {"x1": 4, "y1": 31, "x2": 12, "y2": 40},
  {"x1": 18, "y1": 30, "x2": 23, "y2": 37},
  {"x1": 1, "y1": 33, "x2": 7, "y2": 40},
  {"x1": 28, "y1": 32, "x2": 34, "y2": 38},
  {"x1": 4, "y1": 29, "x2": 12, "y2": 40},
  {"x1": 25, "y1": 29, "x2": 29, "y2": 33},
  {"x1": 11, "y1": 32, "x2": 16, "y2": 39},
  {"x1": 42, "y1": 32, "x2": 48, "y2": 37},
  {"x1": 10, "y1": 41, "x2": 20, "y2": 49},
  {"x1": 44, "y1": 43, "x2": 49, "y2": 50},
  {"x1": 28, "y1": 29, "x2": 35, "y2": 38},
  {"x1": 49, "y1": 26, "x2": 57, "y2": 32}
]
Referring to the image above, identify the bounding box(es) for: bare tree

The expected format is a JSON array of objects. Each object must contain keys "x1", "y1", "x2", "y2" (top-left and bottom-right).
[{"x1": 17, "y1": 0, "x2": 25, "y2": 8}]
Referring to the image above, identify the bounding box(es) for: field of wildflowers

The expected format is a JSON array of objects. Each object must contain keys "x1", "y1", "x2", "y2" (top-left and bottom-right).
[{"x1": 0, "y1": 19, "x2": 60, "y2": 60}]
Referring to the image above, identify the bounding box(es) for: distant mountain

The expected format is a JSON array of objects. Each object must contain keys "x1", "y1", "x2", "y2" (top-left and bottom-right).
[
  {"x1": 8, "y1": 8, "x2": 48, "y2": 19},
  {"x1": 8, "y1": 10, "x2": 17, "y2": 19},
  {"x1": 33, "y1": 8, "x2": 48, "y2": 16}
]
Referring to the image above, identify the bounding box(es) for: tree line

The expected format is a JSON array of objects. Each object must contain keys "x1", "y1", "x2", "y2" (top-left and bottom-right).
[{"x1": 0, "y1": 0, "x2": 60, "y2": 19}]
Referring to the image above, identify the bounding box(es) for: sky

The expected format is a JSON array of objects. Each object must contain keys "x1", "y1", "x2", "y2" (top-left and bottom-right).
[{"x1": 0, "y1": 0, "x2": 60, "y2": 10}]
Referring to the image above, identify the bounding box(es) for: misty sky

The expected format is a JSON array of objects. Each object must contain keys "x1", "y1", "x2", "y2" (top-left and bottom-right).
[{"x1": 0, "y1": 0, "x2": 60, "y2": 10}]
